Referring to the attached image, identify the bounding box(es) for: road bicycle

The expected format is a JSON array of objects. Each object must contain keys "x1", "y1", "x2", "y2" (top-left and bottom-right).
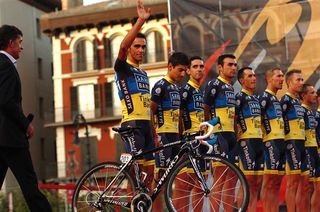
[{"x1": 72, "y1": 118, "x2": 249, "y2": 211}]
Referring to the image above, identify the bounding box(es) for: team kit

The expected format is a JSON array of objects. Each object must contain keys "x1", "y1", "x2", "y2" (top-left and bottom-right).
[{"x1": 116, "y1": 52, "x2": 320, "y2": 211}]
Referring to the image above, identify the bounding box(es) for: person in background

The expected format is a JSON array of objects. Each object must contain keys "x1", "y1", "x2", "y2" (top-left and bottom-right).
[
  {"x1": 280, "y1": 69, "x2": 306, "y2": 212},
  {"x1": 300, "y1": 84, "x2": 320, "y2": 211},
  {"x1": 203, "y1": 54, "x2": 238, "y2": 211},
  {"x1": 235, "y1": 67, "x2": 264, "y2": 212},
  {"x1": 0, "y1": 24, "x2": 52, "y2": 211},
  {"x1": 151, "y1": 52, "x2": 189, "y2": 211},
  {"x1": 259, "y1": 68, "x2": 286, "y2": 212},
  {"x1": 178, "y1": 56, "x2": 204, "y2": 211}
]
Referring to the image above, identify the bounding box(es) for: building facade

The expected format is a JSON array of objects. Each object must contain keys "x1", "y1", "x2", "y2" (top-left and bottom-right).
[
  {"x1": 0, "y1": 0, "x2": 60, "y2": 191},
  {"x1": 41, "y1": 0, "x2": 169, "y2": 180}
]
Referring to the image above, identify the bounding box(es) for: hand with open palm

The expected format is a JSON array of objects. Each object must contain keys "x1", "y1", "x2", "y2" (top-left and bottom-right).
[{"x1": 137, "y1": 0, "x2": 151, "y2": 21}]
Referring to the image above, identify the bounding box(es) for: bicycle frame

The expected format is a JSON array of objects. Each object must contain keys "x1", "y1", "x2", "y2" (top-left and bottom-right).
[{"x1": 99, "y1": 137, "x2": 210, "y2": 208}]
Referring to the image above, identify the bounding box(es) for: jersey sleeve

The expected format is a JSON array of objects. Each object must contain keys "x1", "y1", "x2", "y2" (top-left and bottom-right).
[
  {"x1": 180, "y1": 86, "x2": 191, "y2": 130},
  {"x1": 203, "y1": 80, "x2": 217, "y2": 106},
  {"x1": 235, "y1": 93, "x2": 246, "y2": 132},
  {"x1": 280, "y1": 96, "x2": 290, "y2": 135},
  {"x1": 259, "y1": 94, "x2": 271, "y2": 134},
  {"x1": 151, "y1": 80, "x2": 164, "y2": 105},
  {"x1": 114, "y1": 58, "x2": 128, "y2": 73}
]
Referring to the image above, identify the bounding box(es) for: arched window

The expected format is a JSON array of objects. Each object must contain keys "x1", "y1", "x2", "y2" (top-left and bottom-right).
[
  {"x1": 145, "y1": 31, "x2": 164, "y2": 63},
  {"x1": 74, "y1": 40, "x2": 95, "y2": 72},
  {"x1": 110, "y1": 35, "x2": 124, "y2": 67},
  {"x1": 103, "y1": 37, "x2": 112, "y2": 68}
]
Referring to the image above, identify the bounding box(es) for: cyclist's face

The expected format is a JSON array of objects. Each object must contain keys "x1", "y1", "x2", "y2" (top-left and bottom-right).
[
  {"x1": 288, "y1": 73, "x2": 304, "y2": 93},
  {"x1": 302, "y1": 86, "x2": 317, "y2": 105},
  {"x1": 168, "y1": 64, "x2": 187, "y2": 83},
  {"x1": 270, "y1": 69, "x2": 284, "y2": 90},
  {"x1": 187, "y1": 59, "x2": 204, "y2": 83},
  {"x1": 218, "y1": 57, "x2": 237, "y2": 81},
  {"x1": 240, "y1": 69, "x2": 256, "y2": 91},
  {"x1": 128, "y1": 37, "x2": 146, "y2": 63}
]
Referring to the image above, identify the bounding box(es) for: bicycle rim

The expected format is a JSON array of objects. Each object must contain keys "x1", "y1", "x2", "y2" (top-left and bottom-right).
[
  {"x1": 165, "y1": 155, "x2": 249, "y2": 212},
  {"x1": 72, "y1": 162, "x2": 136, "y2": 212}
]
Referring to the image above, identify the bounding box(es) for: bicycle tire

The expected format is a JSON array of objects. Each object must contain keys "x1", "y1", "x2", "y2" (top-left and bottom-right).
[
  {"x1": 165, "y1": 155, "x2": 249, "y2": 212},
  {"x1": 72, "y1": 162, "x2": 136, "y2": 212}
]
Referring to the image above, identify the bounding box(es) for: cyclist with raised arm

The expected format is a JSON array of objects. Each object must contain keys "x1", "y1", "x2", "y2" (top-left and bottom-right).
[
  {"x1": 114, "y1": 0, "x2": 154, "y2": 189},
  {"x1": 203, "y1": 54, "x2": 237, "y2": 212},
  {"x1": 235, "y1": 67, "x2": 263, "y2": 212},
  {"x1": 150, "y1": 52, "x2": 189, "y2": 211},
  {"x1": 301, "y1": 84, "x2": 320, "y2": 212},
  {"x1": 259, "y1": 68, "x2": 285, "y2": 212}
]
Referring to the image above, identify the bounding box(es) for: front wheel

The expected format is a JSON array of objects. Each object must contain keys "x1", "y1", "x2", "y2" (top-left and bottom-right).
[
  {"x1": 72, "y1": 162, "x2": 136, "y2": 212},
  {"x1": 165, "y1": 155, "x2": 249, "y2": 212}
]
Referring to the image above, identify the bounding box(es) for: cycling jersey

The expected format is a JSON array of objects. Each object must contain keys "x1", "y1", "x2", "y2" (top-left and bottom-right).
[
  {"x1": 302, "y1": 104, "x2": 317, "y2": 147},
  {"x1": 316, "y1": 108, "x2": 320, "y2": 148},
  {"x1": 203, "y1": 76, "x2": 236, "y2": 133},
  {"x1": 235, "y1": 89, "x2": 262, "y2": 140},
  {"x1": 280, "y1": 92, "x2": 305, "y2": 141},
  {"x1": 180, "y1": 80, "x2": 204, "y2": 133},
  {"x1": 151, "y1": 76, "x2": 180, "y2": 133},
  {"x1": 259, "y1": 89, "x2": 285, "y2": 142},
  {"x1": 114, "y1": 59, "x2": 151, "y2": 123}
]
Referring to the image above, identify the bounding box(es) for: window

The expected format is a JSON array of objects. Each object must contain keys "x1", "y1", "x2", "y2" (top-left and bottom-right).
[
  {"x1": 110, "y1": 35, "x2": 124, "y2": 67},
  {"x1": 103, "y1": 38, "x2": 112, "y2": 68},
  {"x1": 37, "y1": 58, "x2": 43, "y2": 79},
  {"x1": 105, "y1": 82, "x2": 121, "y2": 117},
  {"x1": 70, "y1": 84, "x2": 101, "y2": 119},
  {"x1": 74, "y1": 39, "x2": 99, "y2": 72},
  {"x1": 36, "y1": 18, "x2": 41, "y2": 39},
  {"x1": 39, "y1": 97, "x2": 44, "y2": 119},
  {"x1": 145, "y1": 31, "x2": 164, "y2": 63}
]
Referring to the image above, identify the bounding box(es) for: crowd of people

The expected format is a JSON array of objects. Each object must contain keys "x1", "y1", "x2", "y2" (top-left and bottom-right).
[{"x1": 116, "y1": 0, "x2": 320, "y2": 211}]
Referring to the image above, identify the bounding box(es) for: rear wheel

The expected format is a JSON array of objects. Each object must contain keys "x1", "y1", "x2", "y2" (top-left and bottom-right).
[
  {"x1": 165, "y1": 155, "x2": 249, "y2": 212},
  {"x1": 72, "y1": 162, "x2": 136, "y2": 211}
]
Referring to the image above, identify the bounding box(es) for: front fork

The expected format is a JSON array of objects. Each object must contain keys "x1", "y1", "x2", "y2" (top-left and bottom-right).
[{"x1": 188, "y1": 155, "x2": 210, "y2": 196}]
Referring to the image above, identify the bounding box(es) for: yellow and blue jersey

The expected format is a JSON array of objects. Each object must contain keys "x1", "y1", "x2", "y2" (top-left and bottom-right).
[
  {"x1": 280, "y1": 92, "x2": 305, "y2": 141},
  {"x1": 316, "y1": 108, "x2": 320, "y2": 148},
  {"x1": 203, "y1": 76, "x2": 236, "y2": 133},
  {"x1": 302, "y1": 104, "x2": 317, "y2": 147},
  {"x1": 114, "y1": 59, "x2": 151, "y2": 123},
  {"x1": 258, "y1": 89, "x2": 285, "y2": 142},
  {"x1": 235, "y1": 89, "x2": 262, "y2": 140},
  {"x1": 151, "y1": 76, "x2": 180, "y2": 133},
  {"x1": 180, "y1": 80, "x2": 204, "y2": 133}
]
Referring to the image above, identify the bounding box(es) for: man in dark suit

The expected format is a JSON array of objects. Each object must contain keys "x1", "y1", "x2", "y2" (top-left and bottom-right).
[{"x1": 0, "y1": 25, "x2": 52, "y2": 211}]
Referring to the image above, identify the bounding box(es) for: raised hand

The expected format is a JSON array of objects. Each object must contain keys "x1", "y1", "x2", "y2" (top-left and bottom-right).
[{"x1": 137, "y1": 0, "x2": 151, "y2": 20}]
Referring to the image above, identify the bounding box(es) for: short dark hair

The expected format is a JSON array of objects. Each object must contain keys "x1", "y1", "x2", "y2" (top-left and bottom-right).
[
  {"x1": 237, "y1": 67, "x2": 252, "y2": 83},
  {"x1": 217, "y1": 54, "x2": 236, "y2": 66},
  {"x1": 285, "y1": 69, "x2": 301, "y2": 85},
  {"x1": 317, "y1": 88, "x2": 320, "y2": 97},
  {"x1": 0, "y1": 25, "x2": 23, "y2": 50},
  {"x1": 300, "y1": 83, "x2": 312, "y2": 99},
  {"x1": 136, "y1": 32, "x2": 146, "y2": 40},
  {"x1": 189, "y1": 56, "x2": 203, "y2": 68},
  {"x1": 265, "y1": 67, "x2": 281, "y2": 80},
  {"x1": 168, "y1": 52, "x2": 189, "y2": 67}
]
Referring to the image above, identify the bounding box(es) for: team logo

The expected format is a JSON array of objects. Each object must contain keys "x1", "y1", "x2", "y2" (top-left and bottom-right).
[
  {"x1": 287, "y1": 143, "x2": 293, "y2": 149},
  {"x1": 236, "y1": 99, "x2": 241, "y2": 106},
  {"x1": 155, "y1": 87, "x2": 161, "y2": 94},
  {"x1": 282, "y1": 104, "x2": 287, "y2": 110},
  {"x1": 261, "y1": 100, "x2": 266, "y2": 107},
  {"x1": 265, "y1": 141, "x2": 271, "y2": 147},
  {"x1": 240, "y1": 140, "x2": 247, "y2": 147},
  {"x1": 211, "y1": 88, "x2": 216, "y2": 95},
  {"x1": 182, "y1": 91, "x2": 188, "y2": 98}
]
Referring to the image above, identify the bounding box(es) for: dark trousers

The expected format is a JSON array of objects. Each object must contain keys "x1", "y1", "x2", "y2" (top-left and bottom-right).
[{"x1": 0, "y1": 147, "x2": 52, "y2": 212}]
